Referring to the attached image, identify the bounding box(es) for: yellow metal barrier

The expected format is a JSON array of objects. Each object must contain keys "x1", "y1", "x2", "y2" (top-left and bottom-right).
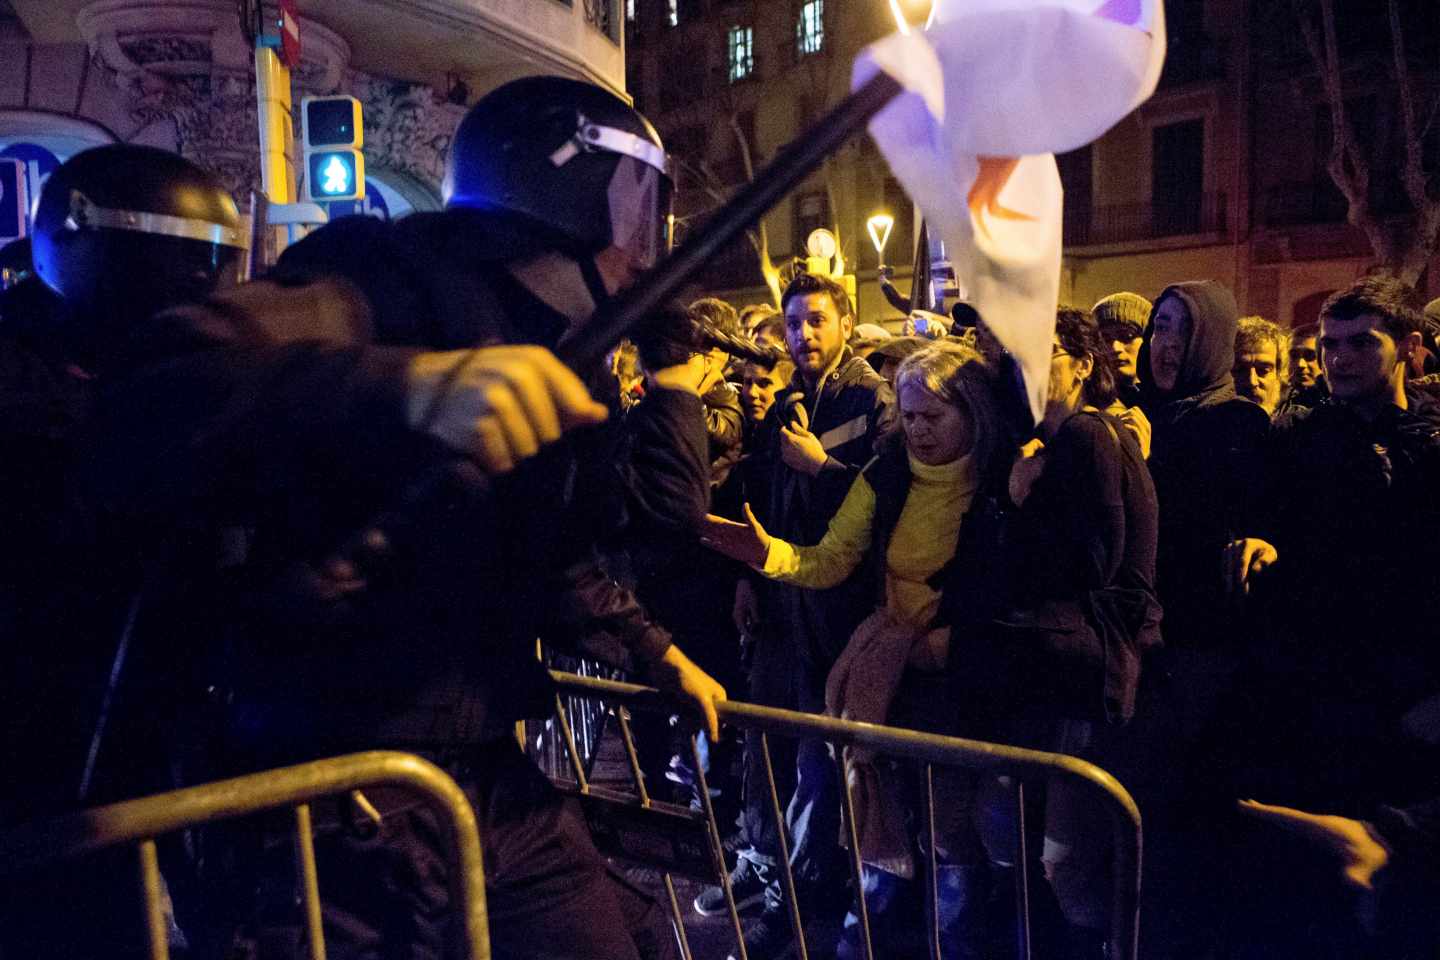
[
  {"x1": 546, "y1": 669, "x2": 1143, "y2": 960},
  {"x1": 0, "y1": 750, "x2": 491, "y2": 960}
]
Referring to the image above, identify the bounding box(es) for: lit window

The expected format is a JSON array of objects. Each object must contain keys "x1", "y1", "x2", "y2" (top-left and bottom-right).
[
  {"x1": 667, "y1": 0, "x2": 678, "y2": 27},
  {"x1": 797, "y1": 0, "x2": 824, "y2": 56},
  {"x1": 728, "y1": 26, "x2": 754, "y2": 82}
]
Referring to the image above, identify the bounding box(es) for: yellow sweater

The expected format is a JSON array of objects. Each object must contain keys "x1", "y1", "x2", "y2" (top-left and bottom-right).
[{"x1": 761, "y1": 453, "x2": 978, "y2": 631}]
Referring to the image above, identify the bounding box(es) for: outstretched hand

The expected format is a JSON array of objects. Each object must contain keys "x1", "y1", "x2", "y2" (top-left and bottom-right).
[
  {"x1": 699, "y1": 503, "x2": 772, "y2": 568},
  {"x1": 1237, "y1": 799, "x2": 1390, "y2": 890},
  {"x1": 647, "y1": 644, "x2": 727, "y2": 742}
]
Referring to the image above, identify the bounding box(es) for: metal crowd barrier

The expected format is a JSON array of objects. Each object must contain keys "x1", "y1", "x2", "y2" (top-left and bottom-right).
[
  {"x1": 546, "y1": 669, "x2": 1143, "y2": 960},
  {"x1": 0, "y1": 750, "x2": 491, "y2": 960}
]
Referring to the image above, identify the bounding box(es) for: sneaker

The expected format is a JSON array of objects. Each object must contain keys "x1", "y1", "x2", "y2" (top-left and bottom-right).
[
  {"x1": 727, "y1": 906, "x2": 796, "y2": 960},
  {"x1": 694, "y1": 856, "x2": 769, "y2": 917}
]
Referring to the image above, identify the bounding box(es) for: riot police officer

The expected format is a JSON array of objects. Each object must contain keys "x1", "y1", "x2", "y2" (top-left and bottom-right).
[
  {"x1": 0, "y1": 145, "x2": 256, "y2": 958},
  {"x1": 78, "y1": 77, "x2": 723, "y2": 959}
]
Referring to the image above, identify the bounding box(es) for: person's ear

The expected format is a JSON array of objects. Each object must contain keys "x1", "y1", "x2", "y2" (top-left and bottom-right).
[{"x1": 1075, "y1": 354, "x2": 1095, "y2": 384}]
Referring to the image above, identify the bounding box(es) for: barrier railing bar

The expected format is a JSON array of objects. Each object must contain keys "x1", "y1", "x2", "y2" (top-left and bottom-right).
[
  {"x1": 664, "y1": 873, "x2": 695, "y2": 960},
  {"x1": 835, "y1": 751, "x2": 874, "y2": 960},
  {"x1": 922, "y1": 763, "x2": 940, "y2": 960},
  {"x1": 553, "y1": 694, "x2": 590, "y2": 793},
  {"x1": 294, "y1": 803, "x2": 327, "y2": 960},
  {"x1": 1013, "y1": 781, "x2": 1033, "y2": 960},
  {"x1": 693, "y1": 734, "x2": 749, "y2": 960},
  {"x1": 549, "y1": 670, "x2": 1143, "y2": 960},
  {"x1": 759, "y1": 732, "x2": 808, "y2": 960},
  {"x1": 0, "y1": 751, "x2": 492, "y2": 960},
  {"x1": 138, "y1": 838, "x2": 169, "y2": 960}
]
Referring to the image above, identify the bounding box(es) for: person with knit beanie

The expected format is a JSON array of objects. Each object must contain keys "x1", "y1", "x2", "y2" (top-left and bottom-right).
[{"x1": 1093, "y1": 291, "x2": 1152, "y2": 406}]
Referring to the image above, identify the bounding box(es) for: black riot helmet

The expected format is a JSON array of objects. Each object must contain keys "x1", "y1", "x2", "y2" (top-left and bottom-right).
[
  {"x1": 31, "y1": 145, "x2": 247, "y2": 328},
  {"x1": 444, "y1": 75, "x2": 673, "y2": 272}
]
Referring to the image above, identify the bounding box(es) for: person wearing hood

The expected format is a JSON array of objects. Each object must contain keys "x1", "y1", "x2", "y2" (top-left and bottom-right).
[
  {"x1": 1139, "y1": 281, "x2": 1270, "y2": 657},
  {"x1": 1124, "y1": 280, "x2": 1270, "y2": 957}
]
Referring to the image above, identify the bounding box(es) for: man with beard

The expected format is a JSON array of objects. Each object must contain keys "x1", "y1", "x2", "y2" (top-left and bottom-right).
[
  {"x1": 697, "y1": 271, "x2": 894, "y2": 960},
  {"x1": 1233, "y1": 315, "x2": 1286, "y2": 417}
]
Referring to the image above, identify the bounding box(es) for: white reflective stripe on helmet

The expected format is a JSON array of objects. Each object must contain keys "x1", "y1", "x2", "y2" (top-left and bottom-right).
[
  {"x1": 64, "y1": 190, "x2": 250, "y2": 249},
  {"x1": 549, "y1": 113, "x2": 670, "y2": 177}
]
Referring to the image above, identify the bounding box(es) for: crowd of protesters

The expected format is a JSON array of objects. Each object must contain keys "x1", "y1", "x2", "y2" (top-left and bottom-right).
[
  {"x1": 1, "y1": 77, "x2": 1439, "y2": 960},
  {"x1": 605, "y1": 270, "x2": 1440, "y2": 960}
]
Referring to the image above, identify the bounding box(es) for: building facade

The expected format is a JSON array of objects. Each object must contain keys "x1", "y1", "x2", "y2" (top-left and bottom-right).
[
  {"x1": 1, "y1": 0, "x2": 627, "y2": 238},
  {"x1": 626, "y1": 0, "x2": 916, "y2": 324},
  {"x1": 628, "y1": 0, "x2": 1440, "y2": 328}
]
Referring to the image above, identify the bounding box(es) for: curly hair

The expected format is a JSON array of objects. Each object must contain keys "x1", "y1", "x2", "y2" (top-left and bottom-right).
[
  {"x1": 1236, "y1": 315, "x2": 1288, "y2": 383},
  {"x1": 1055, "y1": 305, "x2": 1119, "y2": 409}
]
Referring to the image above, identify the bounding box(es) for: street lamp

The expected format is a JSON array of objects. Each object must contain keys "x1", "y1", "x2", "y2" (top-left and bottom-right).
[
  {"x1": 887, "y1": 0, "x2": 935, "y2": 33},
  {"x1": 866, "y1": 212, "x2": 894, "y2": 262}
]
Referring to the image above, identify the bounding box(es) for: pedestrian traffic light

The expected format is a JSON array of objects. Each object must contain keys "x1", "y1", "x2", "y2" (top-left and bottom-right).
[{"x1": 301, "y1": 95, "x2": 364, "y2": 202}]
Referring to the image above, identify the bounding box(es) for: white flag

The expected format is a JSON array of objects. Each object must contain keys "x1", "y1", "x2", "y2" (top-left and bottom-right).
[{"x1": 854, "y1": 0, "x2": 1166, "y2": 424}]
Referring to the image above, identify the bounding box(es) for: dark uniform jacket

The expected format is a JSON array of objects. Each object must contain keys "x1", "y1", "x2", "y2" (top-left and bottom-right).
[{"x1": 85, "y1": 212, "x2": 709, "y2": 772}]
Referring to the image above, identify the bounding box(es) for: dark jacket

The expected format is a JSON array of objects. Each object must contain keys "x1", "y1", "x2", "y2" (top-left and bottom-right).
[
  {"x1": 938, "y1": 411, "x2": 1160, "y2": 723},
  {"x1": 1138, "y1": 281, "x2": 1269, "y2": 650},
  {"x1": 703, "y1": 379, "x2": 744, "y2": 489},
  {"x1": 753, "y1": 351, "x2": 896, "y2": 668},
  {"x1": 85, "y1": 212, "x2": 709, "y2": 771},
  {"x1": 1209, "y1": 396, "x2": 1440, "y2": 811}
]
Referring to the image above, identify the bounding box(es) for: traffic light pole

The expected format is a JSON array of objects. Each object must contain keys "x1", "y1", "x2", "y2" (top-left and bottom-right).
[{"x1": 254, "y1": 45, "x2": 294, "y2": 205}]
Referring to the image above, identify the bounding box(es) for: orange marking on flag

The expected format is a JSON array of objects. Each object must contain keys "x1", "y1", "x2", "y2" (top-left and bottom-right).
[
  {"x1": 968, "y1": 156, "x2": 1032, "y2": 238},
  {"x1": 1094, "y1": 0, "x2": 1142, "y2": 26}
]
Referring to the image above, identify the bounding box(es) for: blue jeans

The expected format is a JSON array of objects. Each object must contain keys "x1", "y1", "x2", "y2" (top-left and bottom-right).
[{"x1": 741, "y1": 657, "x2": 843, "y2": 908}]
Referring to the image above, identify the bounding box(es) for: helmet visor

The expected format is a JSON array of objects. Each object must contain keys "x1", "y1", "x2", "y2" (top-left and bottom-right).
[{"x1": 607, "y1": 155, "x2": 673, "y2": 272}]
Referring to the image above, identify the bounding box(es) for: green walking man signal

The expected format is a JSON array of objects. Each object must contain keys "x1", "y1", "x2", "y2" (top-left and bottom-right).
[{"x1": 301, "y1": 95, "x2": 364, "y2": 202}]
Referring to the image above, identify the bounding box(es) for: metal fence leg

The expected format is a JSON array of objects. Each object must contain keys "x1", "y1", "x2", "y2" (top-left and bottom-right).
[
  {"x1": 294, "y1": 803, "x2": 327, "y2": 960},
  {"x1": 1012, "y1": 780, "x2": 1033, "y2": 960},
  {"x1": 693, "y1": 734, "x2": 750, "y2": 960},
  {"x1": 554, "y1": 693, "x2": 590, "y2": 792},
  {"x1": 835, "y1": 749, "x2": 873, "y2": 960},
  {"x1": 664, "y1": 873, "x2": 695, "y2": 960},
  {"x1": 923, "y1": 764, "x2": 941, "y2": 960},
  {"x1": 137, "y1": 839, "x2": 170, "y2": 960},
  {"x1": 615, "y1": 707, "x2": 651, "y2": 806},
  {"x1": 759, "y1": 733, "x2": 808, "y2": 960}
]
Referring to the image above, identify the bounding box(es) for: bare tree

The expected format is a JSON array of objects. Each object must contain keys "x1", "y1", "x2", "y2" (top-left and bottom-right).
[
  {"x1": 667, "y1": 73, "x2": 784, "y2": 306},
  {"x1": 1292, "y1": 0, "x2": 1440, "y2": 284}
]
